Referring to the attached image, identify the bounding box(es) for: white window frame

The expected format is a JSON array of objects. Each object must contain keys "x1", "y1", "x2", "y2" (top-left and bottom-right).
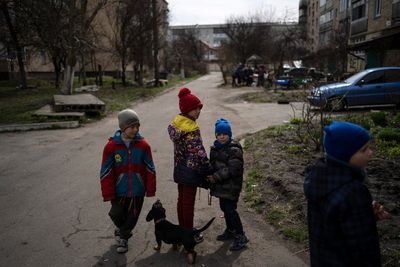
[{"x1": 374, "y1": 0, "x2": 382, "y2": 17}]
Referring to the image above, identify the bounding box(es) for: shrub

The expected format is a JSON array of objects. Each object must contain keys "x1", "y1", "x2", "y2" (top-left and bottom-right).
[
  {"x1": 394, "y1": 112, "x2": 400, "y2": 126},
  {"x1": 290, "y1": 117, "x2": 303, "y2": 125},
  {"x1": 387, "y1": 147, "x2": 400, "y2": 160},
  {"x1": 346, "y1": 116, "x2": 372, "y2": 130},
  {"x1": 376, "y1": 128, "x2": 400, "y2": 143},
  {"x1": 370, "y1": 112, "x2": 387, "y2": 127}
]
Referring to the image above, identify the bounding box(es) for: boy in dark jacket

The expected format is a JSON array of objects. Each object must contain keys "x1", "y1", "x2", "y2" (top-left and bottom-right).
[
  {"x1": 304, "y1": 121, "x2": 390, "y2": 266},
  {"x1": 100, "y1": 109, "x2": 156, "y2": 253},
  {"x1": 207, "y1": 118, "x2": 249, "y2": 251}
]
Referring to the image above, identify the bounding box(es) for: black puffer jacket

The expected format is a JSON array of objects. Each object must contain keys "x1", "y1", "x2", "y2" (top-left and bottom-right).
[{"x1": 209, "y1": 140, "x2": 244, "y2": 201}]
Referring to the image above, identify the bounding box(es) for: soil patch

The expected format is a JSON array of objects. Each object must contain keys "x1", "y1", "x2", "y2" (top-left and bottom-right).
[
  {"x1": 242, "y1": 123, "x2": 400, "y2": 266},
  {"x1": 231, "y1": 89, "x2": 308, "y2": 104}
]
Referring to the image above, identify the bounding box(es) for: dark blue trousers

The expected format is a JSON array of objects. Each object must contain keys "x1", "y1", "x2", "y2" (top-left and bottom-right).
[{"x1": 219, "y1": 198, "x2": 243, "y2": 235}]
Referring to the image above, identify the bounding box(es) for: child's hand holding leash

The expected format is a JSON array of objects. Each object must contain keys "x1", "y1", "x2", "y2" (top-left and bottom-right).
[
  {"x1": 207, "y1": 175, "x2": 216, "y2": 183},
  {"x1": 372, "y1": 200, "x2": 391, "y2": 221}
]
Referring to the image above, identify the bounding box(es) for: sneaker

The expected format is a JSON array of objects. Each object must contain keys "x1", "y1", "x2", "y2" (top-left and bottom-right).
[
  {"x1": 117, "y1": 239, "x2": 128, "y2": 253},
  {"x1": 194, "y1": 233, "x2": 204, "y2": 244},
  {"x1": 114, "y1": 229, "x2": 120, "y2": 242},
  {"x1": 229, "y1": 234, "x2": 249, "y2": 251},
  {"x1": 216, "y1": 229, "x2": 235, "y2": 241}
]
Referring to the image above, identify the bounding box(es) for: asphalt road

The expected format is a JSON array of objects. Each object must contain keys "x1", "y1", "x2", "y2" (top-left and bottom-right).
[{"x1": 0, "y1": 72, "x2": 307, "y2": 267}]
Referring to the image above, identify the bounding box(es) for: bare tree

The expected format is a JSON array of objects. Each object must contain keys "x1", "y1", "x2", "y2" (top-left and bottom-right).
[
  {"x1": 25, "y1": 0, "x2": 68, "y2": 88},
  {"x1": 270, "y1": 23, "x2": 304, "y2": 76},
  {"x1": 151, "y1": 0, "x2": 159, "y2": 86},
  {"x1": 0, "y1": 0, "x2": 29, "y2": 89},
  {"x1": 223, "y1": 15, "x2": 272, "y2": 64},
  {"x1": 103, "y1": 0, "x2": 136, "y2": 86},
  {"x1": 169, "y1": 28, "x2": 207, "y2": 79},
  {"x1": 60, "y1": 0, "x2": 108, "y2": 95}
]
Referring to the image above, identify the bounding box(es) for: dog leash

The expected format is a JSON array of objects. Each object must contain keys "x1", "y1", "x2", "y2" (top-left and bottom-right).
[{"x1": 198, "y1": 188, "x2": 212, "y2": 205}]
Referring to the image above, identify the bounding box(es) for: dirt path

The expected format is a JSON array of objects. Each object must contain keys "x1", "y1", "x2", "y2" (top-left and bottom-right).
[{"x1": 0, "y1": 72, "x2": 307, "y2": 266}]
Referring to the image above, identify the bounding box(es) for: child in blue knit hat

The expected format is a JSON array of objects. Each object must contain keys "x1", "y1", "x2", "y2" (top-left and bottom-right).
[
  {"x1": 304, "y1": 121, "x2": 390, "y2": 266},
  {"x1": 207, "y1": 118, "x2": 249, "y2": 251}
]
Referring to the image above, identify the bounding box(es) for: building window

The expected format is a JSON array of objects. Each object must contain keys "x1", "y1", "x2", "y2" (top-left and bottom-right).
[
  {"x1": 339, "y1": 0, "x2": 348, "y2": 12},
  {"x1": 352, "y1": 0, "x2": 366, "y2": 21},
  {"x1": 320, "y1": 11, "x2": 332, "y2": 24},
  {"x1": 374, "y1": 0, "x2": 382, "y2": 17}
]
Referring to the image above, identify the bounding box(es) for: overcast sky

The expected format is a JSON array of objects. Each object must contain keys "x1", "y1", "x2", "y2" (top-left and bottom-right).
[{"x1": 168, "y1": 0, "x2": 299, "y2": 26}]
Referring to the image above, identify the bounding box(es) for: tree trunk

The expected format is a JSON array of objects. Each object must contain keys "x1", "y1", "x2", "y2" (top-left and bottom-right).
[
  {"x1": 52, "y1": 57, "x2": 61, "y2": 89},
  {"x1": 138, "y1": 63, "x2": 144, "y2": 86},
  {"x1": 98, "y1": 64, "x2": 103, "y2": 86},
  {"x1": 179, "y1": 56, "x2": 185, "y2": 79},
  {"x1": 218, "y1": 63, "x2": 227, "y2": 85},
  {"x1": 80, "y1": 53, "x2": 87, "y2": 86},
  {"x1": 62, "y1": 64, "x2": 75, "y2": 95},
  {"x1": 1, "y1": 3, "x2": 27, "y2": 89},
  {"x1": 121, "y1": 57, "x2": 126, "y2": 86},
  {"x1": 152, "y1": 0, "x2": 159, "y2": 87}
]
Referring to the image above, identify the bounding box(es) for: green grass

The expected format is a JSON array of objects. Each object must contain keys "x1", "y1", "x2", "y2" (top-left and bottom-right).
[
  {"x1": 0, "y1": 84, "x2": 59, "y2": 124},
  {"x1": 0, "y1": 74, "x2": 199, "y2": 124},
  {"x1": 243, "y1": 169, "x2": 265, "y2": 211},
  {"x1": 282, "y1": 225, "x2": 308, "y2": 243},
  {"x1": 266, "y1": 207, "x2": 287, "y2": 227},
  {"x1": 286, "y1": 144, "x2": 303, "y2": 154}
]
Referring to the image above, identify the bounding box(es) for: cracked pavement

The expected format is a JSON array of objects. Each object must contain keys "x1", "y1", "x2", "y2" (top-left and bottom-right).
[{"x1": 0, "y1": 72, "x2": 307, "y2": 266}]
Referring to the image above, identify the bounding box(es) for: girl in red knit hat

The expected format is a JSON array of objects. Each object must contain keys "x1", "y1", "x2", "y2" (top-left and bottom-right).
[{"x1": 167, "y1": 87, "x2": 212, "y2": 243}]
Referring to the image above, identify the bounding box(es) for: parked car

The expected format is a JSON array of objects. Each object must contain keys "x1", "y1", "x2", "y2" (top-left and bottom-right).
[
  {"x1": 285, "y1": 67, "x2": 309, "y2": 78},
  {"x1": 308, "y1": 68, "x2": 326, "y2": 81},
  {"x1": 307, "y1": 67, "x2": 400, "y2": 110},
  {"x1": 276, "y1": 67, "x2": 310, "y2": 88}
]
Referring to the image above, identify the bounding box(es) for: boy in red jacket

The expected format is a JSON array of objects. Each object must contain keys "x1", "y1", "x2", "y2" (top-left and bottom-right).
[{"x1": 100, "y1": 109, "x2": 156, "y2": 253}]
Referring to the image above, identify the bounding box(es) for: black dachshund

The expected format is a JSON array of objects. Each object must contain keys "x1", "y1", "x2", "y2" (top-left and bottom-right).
[{"x1": 146, "y1": 199, "x2": 215, "y2": 264}]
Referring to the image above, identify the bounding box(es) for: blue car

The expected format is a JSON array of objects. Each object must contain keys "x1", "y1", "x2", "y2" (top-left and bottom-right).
[{"x1": 307, "y1": 67, "x2": 400, "y2": 110}]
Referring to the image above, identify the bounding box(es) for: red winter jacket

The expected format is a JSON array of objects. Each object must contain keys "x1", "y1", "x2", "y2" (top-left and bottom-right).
[{"x1": 100, "y1": 131, "x2": 156, "y2": 201}]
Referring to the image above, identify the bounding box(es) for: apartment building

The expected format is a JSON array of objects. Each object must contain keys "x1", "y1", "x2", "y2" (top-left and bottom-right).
[
  {"x1": 300, "y1": 0, "x2": 320, "y2": 54},
  {"x1": 169, "y1": 24, "x2": 225, "y2": 62},
  {"x1": 0, "y1": 0, "x2": 169, "y2": 80},
  {"x1": 169, "y1": 22, "x2": 298, "y2": 62},
  {"x1": 348, "y1": 0, "x2": 400, "y2": 68},
  {"x1": 300, "y1": 0, "x2": 400, "y2": 73}
]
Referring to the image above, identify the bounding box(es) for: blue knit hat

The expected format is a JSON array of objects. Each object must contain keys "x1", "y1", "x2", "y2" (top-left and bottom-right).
[
  {"x1": 323, "y1": 121, "x2": 370, "y2": 163},
  {"x1": 215, "y1": 118, "x2": 232, "y2": 138}
]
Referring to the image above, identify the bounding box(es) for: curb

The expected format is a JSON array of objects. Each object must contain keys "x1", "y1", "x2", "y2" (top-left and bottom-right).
[{"x1": 0, "y1": 121, "x2": 80, "y2": 133}]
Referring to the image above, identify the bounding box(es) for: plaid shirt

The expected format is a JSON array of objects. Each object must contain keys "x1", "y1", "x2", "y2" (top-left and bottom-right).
[{"x1": 304, "y1": 157, "x2": 381, "y2": 267}]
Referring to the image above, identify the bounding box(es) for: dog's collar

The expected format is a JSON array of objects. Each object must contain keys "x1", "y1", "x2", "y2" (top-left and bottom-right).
[{"x1": 155, "y1": 218, "x2": 166, "y2": 224}]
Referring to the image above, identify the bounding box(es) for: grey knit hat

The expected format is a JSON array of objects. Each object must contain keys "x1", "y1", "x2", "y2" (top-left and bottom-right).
[{"x1": 118, "y1": 109, "x2": 140, "y2": 130}]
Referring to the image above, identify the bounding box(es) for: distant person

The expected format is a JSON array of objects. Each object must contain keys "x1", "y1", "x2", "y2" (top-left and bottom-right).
[
  {"x1": 245, "y1": 66, "x2": 254, "y2": 86},
  {"x1": 236, "y1": 63, "x2": 244, "y2": 86},
  {"x1": 257, "y1": 65, "x2": 265, "y2": 87},
  {"x1": 207, "y1": 118, "x2": 249, "y2": 251},
  {"x1": 304, "y1": 121, "x2": 390, "y2": 267},
  {"x1": 100, "y1": 109, "x2": 156, "y2": 253},
  {"x1": 168, "y1": 87, "x2": 212, "y2": 243}
]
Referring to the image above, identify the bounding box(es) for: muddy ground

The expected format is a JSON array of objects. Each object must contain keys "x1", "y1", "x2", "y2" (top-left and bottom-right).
[{"x1": 239, "y1": 90, "x2": 400, "y2": 266}]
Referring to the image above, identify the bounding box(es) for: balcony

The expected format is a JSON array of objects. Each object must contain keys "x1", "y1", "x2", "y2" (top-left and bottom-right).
[
  {"x1": 351, "y1": 18, "x2": 368, "y2": 36},
  {"x1": 319, "y1": 21, "x2": 333, "y2": 32},
  {"x1": 338, "y1": 9, "x2": 351, "y2": 21}
]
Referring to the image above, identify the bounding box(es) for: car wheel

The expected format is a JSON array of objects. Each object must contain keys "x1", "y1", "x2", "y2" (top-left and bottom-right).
[{"x1": 327, "y1": 96, "x2": 347, "y2": 111}]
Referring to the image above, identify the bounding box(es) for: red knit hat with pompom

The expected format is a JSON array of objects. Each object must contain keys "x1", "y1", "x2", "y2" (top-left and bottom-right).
[{"x1": 178, "y1": 87, "x2": 203, "y2": 114}]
